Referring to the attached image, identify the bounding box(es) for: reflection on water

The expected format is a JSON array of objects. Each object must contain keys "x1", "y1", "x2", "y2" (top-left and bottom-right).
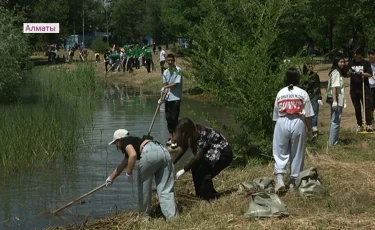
[{"x1": 0, "y1": 86, "x2": 232, "y2": 230}]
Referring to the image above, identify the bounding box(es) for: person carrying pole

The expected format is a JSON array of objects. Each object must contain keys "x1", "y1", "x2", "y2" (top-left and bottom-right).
[
  {"x1": 159, "y1": 53, "x2": 183, "y2": 148},
  {"x1": 105, "y1": 129, "x2": 177, "y2": 221},
  {"x1": 347, "y1": 46, "x2": 373, "y2": 132}
]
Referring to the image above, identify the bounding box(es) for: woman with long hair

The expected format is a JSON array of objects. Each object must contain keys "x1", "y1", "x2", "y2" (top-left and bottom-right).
[
  {"x1": 327, "y1": 57, "x2": 346, "y2": 145},
  {"x1": 172, "y1": 118, "x2": 233, "y2": 200}
]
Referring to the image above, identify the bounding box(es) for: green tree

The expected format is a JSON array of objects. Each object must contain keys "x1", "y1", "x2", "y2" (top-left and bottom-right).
[{"x1": 0, "y1": 7, "x2": 31, "y2": 102}]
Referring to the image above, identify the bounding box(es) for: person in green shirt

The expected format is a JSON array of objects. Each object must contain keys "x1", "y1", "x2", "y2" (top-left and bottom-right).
[
  {"x1": 134, "y1": 45, "x2": 142, "y2": 69},
  {"x1": 126, "y1": 46, "x2": 134, "y2": 72},
  {"x1": 144, "y1": 47, "x2": 153, "y2": 73}
]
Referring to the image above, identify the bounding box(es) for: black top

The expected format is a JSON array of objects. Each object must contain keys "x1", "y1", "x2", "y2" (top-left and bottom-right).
[
  {"x1": 347, "y1": 59, "x2": 373, "y2": 93},
  {"x1": 121, "y1": 136, "x2": 143, "y2": 160}
]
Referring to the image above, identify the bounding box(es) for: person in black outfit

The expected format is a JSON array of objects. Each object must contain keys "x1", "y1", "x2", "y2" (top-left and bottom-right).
[{"x1": 347, "y1": 46, "x2": 373, "y2": 132}]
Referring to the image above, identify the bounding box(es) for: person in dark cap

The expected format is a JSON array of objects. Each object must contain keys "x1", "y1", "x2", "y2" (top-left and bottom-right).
[{"x1": 347, "y1": 46, "x2": 373, "y2": 132}]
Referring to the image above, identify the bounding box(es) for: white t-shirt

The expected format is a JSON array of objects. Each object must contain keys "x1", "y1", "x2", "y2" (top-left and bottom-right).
[
  {"x1": 163, "y1": 66, "x2": 183, "y2": 101},
  {"x1": 160, "y1": 50, "x2": 166, "y2": 62},
  {"x1": 328, "y1": 69, "x2": 346, "y2": 108},
  {"x1": 273, "y1": 86, "x2": 314, "y2": 121},
  {"x1": 370, "y1": 62, "x2": 375, "y2": 88}
]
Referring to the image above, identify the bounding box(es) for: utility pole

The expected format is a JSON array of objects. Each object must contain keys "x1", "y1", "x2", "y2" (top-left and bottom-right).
[{"x1": 82, "y1": 9, "x2": 85, "y2": 47}]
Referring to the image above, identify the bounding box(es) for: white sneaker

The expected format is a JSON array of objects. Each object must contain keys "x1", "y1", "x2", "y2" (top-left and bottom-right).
[
  {"x1": 275, "y1": 181, "x2": 286, "y2": 193},
  {"x1": 366, "y1": 125, "x2": 373, "y2": 132},
  {"x1": 166, "y1": 139, "x2": 172, "y2": 146},
  {"x1": 356, "y1": 126, "x2": 363, "y2": 132},
  {"x1": 289, "y1": 184, "x2": 296, "y2": 192}
]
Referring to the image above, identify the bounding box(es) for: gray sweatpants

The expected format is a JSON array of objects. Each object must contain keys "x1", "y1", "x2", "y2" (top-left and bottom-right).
[
  {"x1": 273, "y1": 116, "x2": 306, "y2": 178},
  {"x1": 137, "y1": 142, "x2": 177, "y2": 220}
]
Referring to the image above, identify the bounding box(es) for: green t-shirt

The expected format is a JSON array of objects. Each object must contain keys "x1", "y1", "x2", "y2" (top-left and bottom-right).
[
  {"x1": 109, "y1": 53, "x2": 119, "y2": 61},
  {"x1": 144, "y1": 50, "x2": 152, "y2": 60}
]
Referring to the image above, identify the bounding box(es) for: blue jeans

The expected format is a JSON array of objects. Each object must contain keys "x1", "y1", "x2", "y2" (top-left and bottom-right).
[
  {"x1": 311, "y1": 100, "x2": 319, "y2": 128},
  {"x1": 329, "y1": 106, "x2": 343, "y2": 146}
]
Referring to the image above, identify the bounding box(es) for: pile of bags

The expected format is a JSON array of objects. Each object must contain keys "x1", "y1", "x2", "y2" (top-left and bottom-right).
[{"x1": 239, "y1": 167, "x2": 326, "y2": 218}]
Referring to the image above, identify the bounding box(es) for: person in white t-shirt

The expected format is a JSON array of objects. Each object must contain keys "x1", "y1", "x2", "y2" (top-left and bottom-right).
[
  {"x1": 272, "y1": 68, "x2": 314, "y2": 193},
  {"x1": 327, "y1": 57, "x2": 346, "y2": 146},
  {"x1": 159, "y1": 53, "x2": 183, "y2": 148},
  {"x1": 158, "y1": 46, "x2": 166, "y2": 76},
  {"x1": 368, "y1": 49, "x2": 375, "y2": 121}
]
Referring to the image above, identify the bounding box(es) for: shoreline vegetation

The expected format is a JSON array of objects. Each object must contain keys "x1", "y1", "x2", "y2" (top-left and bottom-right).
[
  {"x1": 30, "y1": 53, "x2": 375, "y2": 229},
  {"x1": 0, "y1": 63, "x2": 101, "y2": 174}
]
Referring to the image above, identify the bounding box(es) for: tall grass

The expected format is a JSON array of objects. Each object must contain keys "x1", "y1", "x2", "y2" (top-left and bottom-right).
[{"x1": 0, "y1": 63, "x2": 102, "y2": 174}]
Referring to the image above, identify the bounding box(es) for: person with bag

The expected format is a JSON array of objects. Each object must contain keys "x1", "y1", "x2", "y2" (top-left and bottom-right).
[
  {"x1": 272, "y1": 68, "x2": 314, "y2": 193},
  {"x1": 105, "y1": 129, "x2": 177, "y2": 221},
  {"x1": 172, "y1": 118, "x2": 233, "y2": 200},
  {"x1": 327, "y1": 57, "x2": 346, "y2": 146}
]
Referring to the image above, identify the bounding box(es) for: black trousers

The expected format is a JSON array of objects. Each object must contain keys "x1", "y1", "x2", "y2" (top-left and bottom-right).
[
  {"x1": 350, "y1": 89, "x2": 372, "y2": 126},
  {"x1": 165, "y1": 100, "x2": 181, "y2": 134},
  {"x1": 127, "y1": 57, "x2": 133, "y2": 72},
  {"x1": 145, "y1": 59, "x2": 152, "y2": 73},
  {"x1": 104, "y1": 61, "x2": 110, "y2": 72},
  {"x1": 191, "y1": 145, "x2": 233, "y2": 199}
]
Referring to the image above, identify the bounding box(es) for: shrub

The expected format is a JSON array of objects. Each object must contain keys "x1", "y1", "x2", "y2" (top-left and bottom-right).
[
  {"x1": 0, "y1": 7, "x2": 31, "y2": 102},
  {"x1": 92, "y1": 37, "x2": 110, "y2": 54}
]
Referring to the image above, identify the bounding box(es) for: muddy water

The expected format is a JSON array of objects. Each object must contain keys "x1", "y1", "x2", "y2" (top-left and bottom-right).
[{"x1": 0, "y1": 94, "x2": 232, "y2": 230}]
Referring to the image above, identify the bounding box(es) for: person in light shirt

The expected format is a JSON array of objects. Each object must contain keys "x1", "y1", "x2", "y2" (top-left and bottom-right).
[
  {"x1": 327, "y1": 57, "x2": 347, "y2": 146},
  {"x1": 272, "y1": 68, "x2": 314, "y2": 193}
]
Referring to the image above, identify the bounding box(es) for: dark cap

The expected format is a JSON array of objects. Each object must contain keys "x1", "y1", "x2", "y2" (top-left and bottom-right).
[{"x1": 355, "y1": 46, "x2": 365, "y2": 55}]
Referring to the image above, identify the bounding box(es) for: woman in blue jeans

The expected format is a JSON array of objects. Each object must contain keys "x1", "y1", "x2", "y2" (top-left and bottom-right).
[
  {"x1": 327, "y1": 57, "x2": 346, "y2": 146},
  {"x1": 105, "y1": 129, "x2": 177, "y2": 220}
]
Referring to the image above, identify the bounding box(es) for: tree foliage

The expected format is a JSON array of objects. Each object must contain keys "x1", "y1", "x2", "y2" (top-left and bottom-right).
[{"x1": 0, "y1": 7, "x2": 31, "y2": 102}]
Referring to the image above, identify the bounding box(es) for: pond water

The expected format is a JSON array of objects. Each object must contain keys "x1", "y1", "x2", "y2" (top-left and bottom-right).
[{"x1": 0, "y1": 91, "x2": 232, "y2": 230}]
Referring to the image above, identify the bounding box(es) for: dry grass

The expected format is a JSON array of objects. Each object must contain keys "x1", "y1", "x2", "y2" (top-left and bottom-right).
[{"x1": 52, "y1": 131, "x2": 375, "y2": 230}]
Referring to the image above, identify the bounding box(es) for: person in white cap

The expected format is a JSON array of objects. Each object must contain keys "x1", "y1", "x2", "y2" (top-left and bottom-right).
[
  {"x1": 272, "y1": 68, "x2": 314, "y2": 193},
  {"x1": 106, "y1": 129, "x2": 177, "y2": 220}
]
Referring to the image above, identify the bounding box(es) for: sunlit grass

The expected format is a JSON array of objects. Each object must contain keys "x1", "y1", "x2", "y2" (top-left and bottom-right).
[
  {"x1": 55, "y1": 130, "x2": 375, "y2": 230},
  {"x1": 0, "y1": 63, "x2": 102, "y2": 174}
]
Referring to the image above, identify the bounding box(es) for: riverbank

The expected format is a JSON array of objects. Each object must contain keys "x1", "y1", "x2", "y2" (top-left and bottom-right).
[
  {"x1": 54, "y1": 129, "x2": 375, "y2": 229},
  {"x1": 30, "y1": 52, "x2": 375, "y2": 229}
]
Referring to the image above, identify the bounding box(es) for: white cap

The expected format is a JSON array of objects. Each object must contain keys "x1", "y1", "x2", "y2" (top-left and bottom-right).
[{"x1": 108, "y1": 129, "x2": 129, "y2": 145}]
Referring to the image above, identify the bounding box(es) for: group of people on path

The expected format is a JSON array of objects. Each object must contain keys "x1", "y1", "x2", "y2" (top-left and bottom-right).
[
  {"x1": 102, "y1": 44, "x2": 167, "y2": 75},
  {"x1": 104, "y1": 53, "x2": 233, "y2": 220},
  {"x1": 273, "y1": 46, "x2": 375, "y2": 193}
]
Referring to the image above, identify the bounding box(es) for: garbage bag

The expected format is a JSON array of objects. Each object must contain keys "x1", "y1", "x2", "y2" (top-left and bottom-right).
[
  {"x1": 295, "y1": 167, "x2": 326, "y2": 197},
  {"x1": 238, "y1": 177, "x2": 275, "y2": 195},
  {"x1": 244, "y1": 192, "x2": 289, "y2": 218}
]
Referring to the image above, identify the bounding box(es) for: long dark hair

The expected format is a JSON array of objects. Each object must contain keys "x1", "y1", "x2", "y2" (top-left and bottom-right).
[
  {"x1": 173, "y1": 118, "x2": 203, "y2": 150},
  {"x1": 329, "y1": 57, "x2": 345, "y2": 76}
]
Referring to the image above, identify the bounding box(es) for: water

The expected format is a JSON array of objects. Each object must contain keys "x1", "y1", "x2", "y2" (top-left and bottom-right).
[{"x1": 0, "y1": 95, "x2": 232, "y2": 230}]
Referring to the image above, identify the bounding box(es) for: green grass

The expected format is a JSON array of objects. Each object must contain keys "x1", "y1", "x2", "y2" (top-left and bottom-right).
[{"x1": 0, "y1": 63, "x2": 102, "y2": 174}]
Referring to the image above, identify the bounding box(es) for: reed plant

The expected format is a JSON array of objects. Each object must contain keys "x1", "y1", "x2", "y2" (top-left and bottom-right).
[{"x1": 0, "y1": 63, "x2": 102, "y2": 174}]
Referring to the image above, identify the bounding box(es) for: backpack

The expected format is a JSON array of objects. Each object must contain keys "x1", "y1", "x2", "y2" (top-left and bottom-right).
[
  {"x1": 244, "y1": 192, "x2": 289, "y2": 218},
  {"x1": 295, "y1": 167, "x2": 326, "y2": 197}
]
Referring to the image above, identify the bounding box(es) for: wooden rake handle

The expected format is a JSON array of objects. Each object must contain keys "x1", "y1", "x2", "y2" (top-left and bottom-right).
[
  {"x1": 52, "y1": 183, "x2": 107, "y2": 214},
  {"x1": 147, "y1": 91, "x2": 168, "y2": 136}
]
